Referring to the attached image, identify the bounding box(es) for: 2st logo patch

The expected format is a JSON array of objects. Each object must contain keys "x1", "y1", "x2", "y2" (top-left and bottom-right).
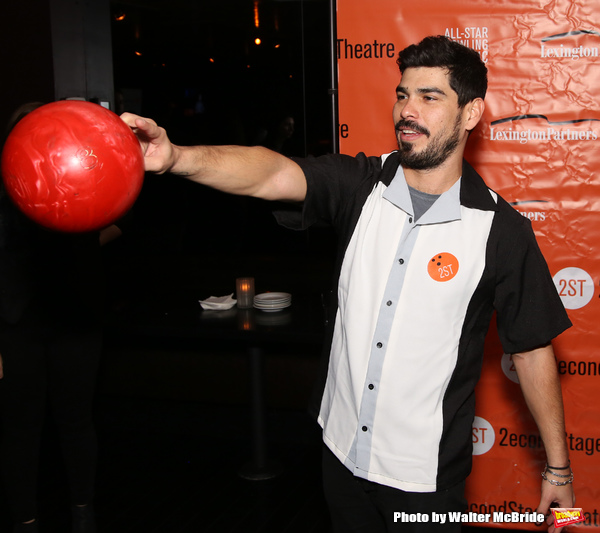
[{"x1": 428, "y1": 253, "x2": 459, "y2": 282}]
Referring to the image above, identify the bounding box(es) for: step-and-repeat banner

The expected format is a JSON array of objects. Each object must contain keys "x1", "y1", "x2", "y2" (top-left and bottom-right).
[{"x1": 336, "y1": 0, "x2": 599, "y2": 529}]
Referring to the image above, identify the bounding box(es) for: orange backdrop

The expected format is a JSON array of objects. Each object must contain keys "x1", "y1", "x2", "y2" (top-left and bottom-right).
[{"x1": 336, "y1": 0, "x2": 599, "y2": 529}]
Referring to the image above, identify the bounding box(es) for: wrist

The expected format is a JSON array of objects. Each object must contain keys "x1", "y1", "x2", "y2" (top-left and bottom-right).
[
  {"x1": 547, "y1": 459, "x2": 570, "y2": 470},
  {"x1": 542, "y1": 462, "x2": 573, "y2": 486},
  {"x1": 166, "y1": 144, "x2": 184, "y2": 175}
]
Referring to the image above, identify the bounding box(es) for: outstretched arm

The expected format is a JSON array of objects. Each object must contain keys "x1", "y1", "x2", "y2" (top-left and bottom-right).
[
  {"x1": 120, "y1": 113, "x2": 307, "y2": 202},
  {"x1": 512, "y1": 343, "x2": 574, "y2": 532}
]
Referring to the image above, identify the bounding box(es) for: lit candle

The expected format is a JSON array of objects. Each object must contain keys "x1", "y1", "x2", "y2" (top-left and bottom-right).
[{"x1": 235, "y1": 277, "x2": 255, "y2": 309}]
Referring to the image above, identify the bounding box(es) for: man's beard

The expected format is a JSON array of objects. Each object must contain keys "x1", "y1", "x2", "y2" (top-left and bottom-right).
[{"x1": 396, "y1": 115, "x2": 462, "y2": 170}]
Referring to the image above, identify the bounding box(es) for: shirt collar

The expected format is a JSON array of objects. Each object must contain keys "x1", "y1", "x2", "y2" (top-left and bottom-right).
[
  {"x1": 382, "y1": 165, "x2": 462, "y2": 224},
  {"x1": 380, "y1": 154, "x2": 499, "y2": 222}
]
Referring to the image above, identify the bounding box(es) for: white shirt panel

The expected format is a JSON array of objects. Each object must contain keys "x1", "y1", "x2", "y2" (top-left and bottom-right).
[
  {"x1": 319, "y1": 181, "x2": 405, "y2": 455},
  {"x1": 369, "y1": 206, "x2": 496, "y2": 489}
]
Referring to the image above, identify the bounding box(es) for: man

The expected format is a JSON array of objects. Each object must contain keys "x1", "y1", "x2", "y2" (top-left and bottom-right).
[{"x1": 122, "y1": 35, "x2": 574, "y2": 532}]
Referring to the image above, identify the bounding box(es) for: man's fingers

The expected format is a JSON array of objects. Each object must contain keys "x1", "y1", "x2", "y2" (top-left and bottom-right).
[{"x1": 120, "y1": 113, "x2": 159, "y2": 139}]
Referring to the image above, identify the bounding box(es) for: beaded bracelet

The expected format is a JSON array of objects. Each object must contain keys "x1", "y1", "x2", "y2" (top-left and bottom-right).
[{"x1": 541, "y1": 469, "x2": 574, "y2": 486}]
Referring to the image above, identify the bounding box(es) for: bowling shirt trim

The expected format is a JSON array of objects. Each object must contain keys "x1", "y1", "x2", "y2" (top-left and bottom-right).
[{"x1": 275, "y1": 151, "x2": 571, "y2": 492}]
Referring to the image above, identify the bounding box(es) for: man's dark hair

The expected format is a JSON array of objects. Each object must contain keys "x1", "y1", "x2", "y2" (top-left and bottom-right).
[{"x1": 397, "y1": 35, "x2": 488, "y2": 108}]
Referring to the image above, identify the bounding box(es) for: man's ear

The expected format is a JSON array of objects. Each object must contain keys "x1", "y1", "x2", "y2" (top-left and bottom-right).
[{"x1": 464, "y1": 98, "x2": 485, "y2": 131}]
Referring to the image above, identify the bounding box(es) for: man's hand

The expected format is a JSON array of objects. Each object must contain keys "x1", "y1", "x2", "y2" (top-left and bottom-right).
[
  {"x1": 120, "y1": 113, "x2": 177, "y2": 174},
  {"x1": 538, "y1": 468, "x2": 575, "y2": 532}
]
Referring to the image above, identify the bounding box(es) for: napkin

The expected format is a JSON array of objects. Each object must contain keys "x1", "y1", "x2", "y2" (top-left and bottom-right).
[{"x1": 199, "y1": 293, "x2": 237, "y2": 310}]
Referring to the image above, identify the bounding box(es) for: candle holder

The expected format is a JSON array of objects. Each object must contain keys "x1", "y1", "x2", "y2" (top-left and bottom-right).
[{"x1": 236, "y1": 277, "x2": 255, "y2": 309}]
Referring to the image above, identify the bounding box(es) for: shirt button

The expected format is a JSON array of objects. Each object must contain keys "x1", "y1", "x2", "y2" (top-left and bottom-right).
[
  {"x1": 368, "y1": 384, "x2": 374, "y2": 390},
  {"x1": 376, "y1": 342, "x2": 383, "y2": 348},
  {"x1": 386, "y1": 300, "x2": 392, "y2": 306},
  {"x1": 409, "y1": 217, "x2": 413, "y2": 223},
  {"x1": 362, "y1": 426, "x2": 368, "y2": 432},
  {"x1": 398, "y1": 258, "x2": 404, "y2": 265}
]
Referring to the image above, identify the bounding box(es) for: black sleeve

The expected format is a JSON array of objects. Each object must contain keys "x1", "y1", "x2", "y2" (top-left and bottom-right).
[
  {"x1": 493, "y1": 206, "x2": 572, "y2": 354},
  {"x1": 273, "y1": 152, "x2": 383, "y2": 231}
]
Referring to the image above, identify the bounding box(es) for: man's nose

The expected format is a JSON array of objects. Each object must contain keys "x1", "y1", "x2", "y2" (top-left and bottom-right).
[{"x1": 400, "y1": 98, "x2": 418, "y2": 119}]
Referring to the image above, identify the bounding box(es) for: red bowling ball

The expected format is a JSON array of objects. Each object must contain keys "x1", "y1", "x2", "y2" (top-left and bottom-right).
[{"x1": 1, "y1": 100, "x2": 145, "y2": 232}]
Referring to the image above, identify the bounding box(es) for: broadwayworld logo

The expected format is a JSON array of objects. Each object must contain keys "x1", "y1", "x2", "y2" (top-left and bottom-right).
[
  {"x1": 489, "y1": 114, "x2": 600, "y2": 144},
  {"x1": 551, "y1": 508, "x2": 586, "y2": 528},
  {"x1": 541, "y1": 30, "x2": 600, "y2": 61}
]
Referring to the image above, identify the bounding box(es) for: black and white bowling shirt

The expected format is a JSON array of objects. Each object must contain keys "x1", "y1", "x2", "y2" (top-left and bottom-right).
[{"x1": 277, "y1": 151, "x2": 571, "y2": 493}]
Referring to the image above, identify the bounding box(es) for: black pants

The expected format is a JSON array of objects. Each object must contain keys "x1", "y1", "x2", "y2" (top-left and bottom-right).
[
  {"x1": 322, "y1": 445, "x2": 467, "y2": 532},
  {"x1": 0, "y1": 315, "x2": 101, "y2": 523}
]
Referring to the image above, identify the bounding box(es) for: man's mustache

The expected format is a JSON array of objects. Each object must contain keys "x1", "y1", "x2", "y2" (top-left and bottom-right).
[{"x1": 395, "y1": 120, "x2": 430, "y2": 137}]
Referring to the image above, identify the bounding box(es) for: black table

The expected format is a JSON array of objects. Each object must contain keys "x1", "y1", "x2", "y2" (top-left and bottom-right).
[{"x1": 105, "y1": 291, "x2": 326, "y2": 480}]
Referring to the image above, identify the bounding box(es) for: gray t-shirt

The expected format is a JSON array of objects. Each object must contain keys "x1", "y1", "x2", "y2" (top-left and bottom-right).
[{"x1": 408, "y1": 185, "x2": 440, "y2": 221}]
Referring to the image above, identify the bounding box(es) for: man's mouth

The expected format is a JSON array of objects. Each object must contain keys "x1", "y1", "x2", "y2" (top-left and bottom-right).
[
  {"x1": 400, "y1": 129, "x2": 420, "y2": 139},
  {"x1": 395, "y1": 121, "x2": 429, "y2": 139}
]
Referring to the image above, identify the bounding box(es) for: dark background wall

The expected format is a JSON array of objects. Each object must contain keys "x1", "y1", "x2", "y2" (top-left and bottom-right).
[
  {"x1": 0, "y1": 0, "x2": 332, "y2": 148},
  {"x1": 1, "y1": 0, "x2": 335, "y2": 257},
  {"x1": 0, "y1": 0, "x2": 55, "y2": 135},
  {"x1": 0, "y1": 0, "x2": 337, "y2": 406}
]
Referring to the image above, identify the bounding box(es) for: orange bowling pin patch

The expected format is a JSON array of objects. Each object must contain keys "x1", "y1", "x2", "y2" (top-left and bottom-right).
[{"x1": 428, "y1": 253, "x2": 459, "y2": 282}]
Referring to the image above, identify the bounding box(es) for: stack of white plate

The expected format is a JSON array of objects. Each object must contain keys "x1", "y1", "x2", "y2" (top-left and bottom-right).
[{"x1": 253, "y1": 292, "x2": 292, "y2": 312}]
